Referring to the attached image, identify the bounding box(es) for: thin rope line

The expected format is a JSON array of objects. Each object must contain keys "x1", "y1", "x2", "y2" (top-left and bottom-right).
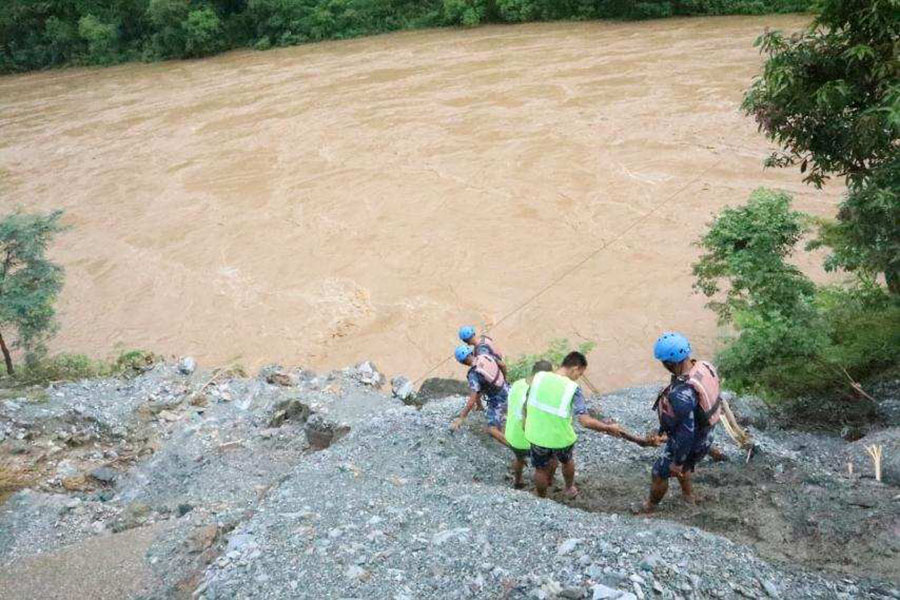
[{"x1": 412, "y1": 156, "x2": 724, "y2": 386}]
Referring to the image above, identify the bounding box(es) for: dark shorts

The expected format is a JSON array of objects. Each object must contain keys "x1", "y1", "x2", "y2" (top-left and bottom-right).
[
  {"x1": 530, "y1": 444, "x2": 575, "y2": 469},
  {"x1": 511, "y1": 446, "x2": 530, "y2": 461},
  {"x1": 652, "y1": 430, "x2": 713, "y2": 479},
  {"x1": 485, "y1": 400, "x2": 507, "y2": 429}
]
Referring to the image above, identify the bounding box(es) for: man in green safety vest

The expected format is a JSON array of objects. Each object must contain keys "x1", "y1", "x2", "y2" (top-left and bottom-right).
[
  {"x1": 505, "y1": 360, "x2": 553, "y2": 490},
  {"x1": 523, "y1": 351, "x2": 629, "y2": 498}
]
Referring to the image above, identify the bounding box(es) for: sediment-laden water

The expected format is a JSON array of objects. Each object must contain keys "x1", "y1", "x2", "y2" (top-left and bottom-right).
[{"x1": 0, "y1": 15, "x2": 842, "y2": 389}]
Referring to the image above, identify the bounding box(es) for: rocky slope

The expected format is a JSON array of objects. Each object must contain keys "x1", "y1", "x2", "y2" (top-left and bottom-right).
[{"x1": 0, "y1": 362, "x2": 898, "y2": 600}]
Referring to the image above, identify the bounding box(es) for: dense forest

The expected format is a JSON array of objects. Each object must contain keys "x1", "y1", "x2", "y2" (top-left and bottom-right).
[{"x1": 1, "y1": 0, "x2": 812, "y2": 73}]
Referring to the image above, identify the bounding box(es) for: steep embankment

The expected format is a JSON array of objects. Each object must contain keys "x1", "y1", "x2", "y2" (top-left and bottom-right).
[{"x1": 0, "y1": 362, "x2": 898, "y2": 599}]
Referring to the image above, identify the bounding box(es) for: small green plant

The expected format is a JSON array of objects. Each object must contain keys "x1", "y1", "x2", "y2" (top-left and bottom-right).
[
  {"x1": 506, "y1": 338, "x2": 595, "y2": 382},
  {"x1": 113, "y1": 349, "x2": 161, "y2": 374},
  {"x1": 7, "y1": 349, "x2": 160, "y2": 387}
]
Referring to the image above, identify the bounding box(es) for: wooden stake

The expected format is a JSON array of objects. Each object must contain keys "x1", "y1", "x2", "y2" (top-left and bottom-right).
[{"x1": 866, "y1": 445, "x2": 883, "y2": 482}]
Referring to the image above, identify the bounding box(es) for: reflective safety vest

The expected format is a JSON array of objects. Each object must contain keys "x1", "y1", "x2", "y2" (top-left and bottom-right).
[
  {"x1": 505, "y1": 379, "x2": 531, "y2": 450},
  {"x1": 524, "y1": 372, "x2": 578, "y2": 449}
]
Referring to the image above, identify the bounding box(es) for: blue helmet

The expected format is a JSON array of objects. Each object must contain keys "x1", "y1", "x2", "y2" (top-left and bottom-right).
[
  {"x1": 455, "y1": 345, "x2": 474, "y2": 363},
  {"x1": 458, "y1": 325, "x2": 476, "y2": 342},
  {"x1": 653, "y1": 332, "x2": 691, "y2": 363}
]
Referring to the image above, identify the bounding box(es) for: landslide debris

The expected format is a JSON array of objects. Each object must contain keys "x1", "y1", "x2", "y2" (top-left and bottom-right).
[{"x1": 0, "y1": 362, "x2": 897, "y2": 600}]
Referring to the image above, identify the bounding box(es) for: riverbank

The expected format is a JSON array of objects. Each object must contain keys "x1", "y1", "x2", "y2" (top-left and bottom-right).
[
  {"x1": 1, "y1": 0, "x2": 815, "y2": 74},
  {"x1": 1, "y1": 360, "x2": 897, "y2": 599}
]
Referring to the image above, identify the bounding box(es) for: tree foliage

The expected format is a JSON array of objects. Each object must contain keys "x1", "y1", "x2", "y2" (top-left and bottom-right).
[
  {"x1": 0, "y1": 210, "x2": 66, "y2": 373},
  {"x1": 743, "y1": 0, "x2": 900, "y2": 293},
  {"x1": 693, "y1": 189, "x2": 900, "y2": 408},
  {"x1": 1, "y1": 0, "x2": 815, "y2": 73},
  {"x1": 693, "y1": 188, "x2": 816, "y2": 323}
]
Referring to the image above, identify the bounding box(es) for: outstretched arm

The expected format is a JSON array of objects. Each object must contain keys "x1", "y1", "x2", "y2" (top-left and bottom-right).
[
  {"x1": 576, "y1": 414, "x2": 659, "y2": 447},
  {"x1": 451, "y1": 391, "x2": 481, "y2": 430},
  {"x1": 577, "y1": 413, "x2": 622, "y2": 437}
]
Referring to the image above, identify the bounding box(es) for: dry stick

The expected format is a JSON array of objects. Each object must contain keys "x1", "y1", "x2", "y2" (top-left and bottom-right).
[
  {"x1": 866, "y1": 444, "x2": 884, "y2": 482},
  {"x1": 720, "y1": 399, "x2": 753, "y2": 449},
  {"x1": 189, "y1": 367, "x2": 224, "y2": 403},
  {"x1": 815, "y1": 358, "x2": 876, "y2": 402},
  {"x1": 580, "y1": 374, "x2": 652, "y2": 447},
  {"x1": 580, "y1": 374, "x2": 600, "y2": 395},
  {"x1": 838, "y1": 365, "x2": 877, "y2": 402}
]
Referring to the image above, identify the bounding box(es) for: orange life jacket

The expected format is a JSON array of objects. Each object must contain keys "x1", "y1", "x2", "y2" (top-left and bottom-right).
[
  {"x1": 474, "y1": 354, "x2": 506, "y2": 389},
  {"x1": 655, "y1": 360, "x2": 722, "y2": 427},
  {"x1": 474, "y1": 335, "x2": 502, "y2": 359}
]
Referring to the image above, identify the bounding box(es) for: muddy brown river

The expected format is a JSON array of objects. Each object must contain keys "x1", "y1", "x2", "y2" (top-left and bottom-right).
[{"x1": 0, "y1": 16, "x2": 842, "y2": 390}]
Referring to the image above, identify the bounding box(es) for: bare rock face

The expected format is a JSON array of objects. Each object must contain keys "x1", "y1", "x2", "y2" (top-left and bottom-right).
[{"x1": 304, "y1": 415, "x2": 350, "y2": 450}]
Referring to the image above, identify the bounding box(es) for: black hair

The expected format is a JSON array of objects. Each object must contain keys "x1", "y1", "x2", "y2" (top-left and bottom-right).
[
  {"x1": 531, "y1": 360, "x2": 553, "y2": 374},
  {"x1": 561, "y1": 351, "x2": 588, "y2": 368}
]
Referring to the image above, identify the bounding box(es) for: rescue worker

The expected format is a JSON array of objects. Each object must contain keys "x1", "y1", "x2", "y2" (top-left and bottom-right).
[
  {"x1": 639, "y1": 332, "x2": 721, "y2": 513},
  {"x1": 522, "y1": 351, "x2": 626, "y2": 498},
  {"x1": 505, "y1": 360, "x2": 553, "y2": 489},
  {"x1": 458, "y1": 325, "x2": 508, "y2": 380},
  {"x1": 450, "y1": 345, "x2": 509, "y2": 447}
]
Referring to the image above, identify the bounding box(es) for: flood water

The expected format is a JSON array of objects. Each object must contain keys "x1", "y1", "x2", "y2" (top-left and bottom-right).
[{"x1": 0, "y1": 15, "x2": 842, "y2": 390}]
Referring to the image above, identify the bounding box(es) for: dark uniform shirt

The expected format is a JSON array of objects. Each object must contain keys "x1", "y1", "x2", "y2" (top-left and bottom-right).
[{"x1": 658, "y1": 381, "x2": 709, "y2": 466}]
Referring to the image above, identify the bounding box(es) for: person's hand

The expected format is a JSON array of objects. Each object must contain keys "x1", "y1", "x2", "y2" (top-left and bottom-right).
[
  {"x1": 644, "y1": 434, "x2": 664, "y2": 447},
  {"x1": 450, "y1": 417, "x2": 464, "y2": 431},
  {"x1": 670, "y1": 463, "x2": 684, "y2": 477}
]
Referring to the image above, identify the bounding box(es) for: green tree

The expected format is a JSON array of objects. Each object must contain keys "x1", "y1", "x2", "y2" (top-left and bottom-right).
[
  {"x1": 692, "y1": 189, "x2": 825, "y2": 394},
  {"x1": 742, "y1": 0, "x2": 900, "y2": 292},
  {"x1": 442, "y1": 0, "x2": 487, "y2": 26},
  {"x1": 693, "y1": 188, "x2": 816, "y2": 323},
  {"x1": 693, "y1": 189, "x2": 900, "y2": 404},
  {"x1": 0, "y1": 210, "x2": 66, "y2": 375},
  {"x1": 78, "y1": 14, "x2": 119, "y2": 64},
  {"x1": 183, "y1": 7, "x2": 225, "y2": 57}
]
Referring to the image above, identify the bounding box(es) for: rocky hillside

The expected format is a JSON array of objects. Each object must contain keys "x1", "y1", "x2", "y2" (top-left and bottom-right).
[{"x1": 0, "y1": 361, "x2": 898, "y2": 600}]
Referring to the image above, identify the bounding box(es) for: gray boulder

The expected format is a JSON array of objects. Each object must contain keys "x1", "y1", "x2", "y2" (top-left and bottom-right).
[
  {"x1": 418, "y1": 378, "x2": 469, "y2": 402},
  {"x1": 177, "y1": 357, "x2": 196, "y2": 375},
  {"x1": 355, "y1": 361, "x2": 385, "y2": 387},
  {"x1": 391, "y1": 375, "x2": 416, "y2": 404}
]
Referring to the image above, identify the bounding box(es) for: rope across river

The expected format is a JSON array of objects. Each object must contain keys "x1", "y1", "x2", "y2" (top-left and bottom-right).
[{"x1": 411, "y1": 153, "x2": 726, "y2": 387}]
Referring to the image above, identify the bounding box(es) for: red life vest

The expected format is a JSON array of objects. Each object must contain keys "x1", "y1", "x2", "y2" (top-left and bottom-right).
[
  {"x1": 474, "y1": 354, "x2": 506, "y2": 389},
  {"x1": 655, "y1": 360, "x2": 722, "y2": 427}
]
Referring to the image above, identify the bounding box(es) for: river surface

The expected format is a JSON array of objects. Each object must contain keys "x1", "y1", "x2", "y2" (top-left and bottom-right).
[{"x1": 0, "y1": 15, "x2": 842, "y2": 390}]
